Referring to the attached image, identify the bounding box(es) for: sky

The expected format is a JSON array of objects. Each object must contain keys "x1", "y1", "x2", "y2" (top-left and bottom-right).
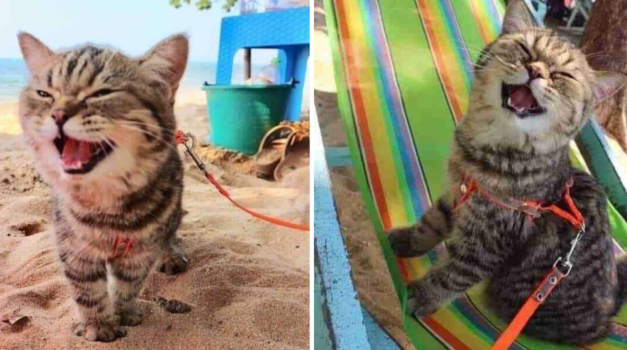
[{"x1": 0, "y1": 0, "x2": 274, "y2": 63}]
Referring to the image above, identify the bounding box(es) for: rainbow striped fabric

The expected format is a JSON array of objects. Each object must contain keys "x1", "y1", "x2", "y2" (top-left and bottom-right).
[{"x1": 324, "y1": 0, "x2": 627, "y2": 348}]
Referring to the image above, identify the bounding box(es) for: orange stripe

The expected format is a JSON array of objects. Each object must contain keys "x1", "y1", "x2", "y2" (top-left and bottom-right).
[
  {"x1": 396, "y1": 256, "x2": 410, "y2": 283},
  {"x1": 469, "y1": 0, "x2": 491, "y2": 44},
  {"x1": 335, "y1": 0, "x2": 392, "y2": 229},
  {"x1": 416, "y1": 0, "x2": 464, "y2": 120},
  {"x1": 422, "y1": 316, "x2": 473, "y2": 350}
]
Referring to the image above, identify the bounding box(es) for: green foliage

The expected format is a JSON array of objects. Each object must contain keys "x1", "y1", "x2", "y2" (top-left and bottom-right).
[{"x1": 169, "y1": 0, "x2": 239, "y2": 11}]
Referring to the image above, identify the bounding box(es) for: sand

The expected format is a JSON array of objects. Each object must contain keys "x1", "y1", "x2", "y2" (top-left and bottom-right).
[{"x1": 0, "y1": 92, "x2": 310, "y2": 350}]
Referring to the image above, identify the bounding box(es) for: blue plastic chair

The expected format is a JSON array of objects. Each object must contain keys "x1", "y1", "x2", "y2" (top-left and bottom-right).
[{"x1": 215, "y1": 7, "x2": 310, "y2": 121}]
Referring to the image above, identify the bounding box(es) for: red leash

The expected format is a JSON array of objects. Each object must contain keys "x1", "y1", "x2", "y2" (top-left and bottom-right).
[
  {"x1": 454, "y1": 175, "x2": 585, "y2": 350},
  {"x1": 175, "y1": 131, "x2": 309, "y2": 232}
]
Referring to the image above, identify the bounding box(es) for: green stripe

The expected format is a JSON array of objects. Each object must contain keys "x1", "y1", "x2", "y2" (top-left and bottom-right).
[
  {"x1": 357, "y1": 0, "x2": 417, "y2": 223},
  {"x1": 451, "y1": 0, "x2": 492, "y2": 63},
  {"x1": 323, "y1": 0, "x2": 407, "y2": 299},
  {"x1": 379, "y1": 0, "x2": 456, "y2": 200},
  {"x1": 405, "y1": 315, "x2": 448, "y2": 349},
  {"x1": 449, "y1": 303, "x2": 495, "y2": 345},
  {"x1": 436, "y1": 0, "x2": 472, "y2": 93}
]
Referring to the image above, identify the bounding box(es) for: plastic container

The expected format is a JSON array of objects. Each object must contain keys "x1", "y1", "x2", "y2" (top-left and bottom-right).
[
  {"x1": 239, "y1": 0, "x2": 307, "y2": 13},
  {"x1": 264, "y1": 0, "x2": 309, "y2": 11},
  {"x1": 240, "y1": 0, "x2": 262, "y2": 14},
  {"x1": 202, "y1": 82, "x2": 293, "y2": 155}
]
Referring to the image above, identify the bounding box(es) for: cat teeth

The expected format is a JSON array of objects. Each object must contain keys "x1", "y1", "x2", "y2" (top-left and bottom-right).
[
  {"x1": 64, "y1": 160, "x2": 83, "y2": 169},
  {"x1": 507, "y1": 97, "x2": 526, "y2": 113}
]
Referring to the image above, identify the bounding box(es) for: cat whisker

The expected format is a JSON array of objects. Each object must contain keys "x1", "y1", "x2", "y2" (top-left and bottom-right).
[{"x1": 114, "y1": 123, "x2": 181, "y2": 154}]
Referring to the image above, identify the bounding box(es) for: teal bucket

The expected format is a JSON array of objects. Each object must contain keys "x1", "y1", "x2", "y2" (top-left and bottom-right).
[{"x1": 202, "y1": 82, "x2": 293, "y2": 155}]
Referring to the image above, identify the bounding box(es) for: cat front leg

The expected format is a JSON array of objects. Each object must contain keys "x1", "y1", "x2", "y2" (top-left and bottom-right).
[
  {"x1": 159, "y1": 242, "x2": 188, "y2": 275},
  {"x1": 109, "y1": 251, "x2": 157, "y2": 327},
  {"x1": 409, "y1": 235, "x2": 501, "y2": 317},
  {"x1": 388, "y1": 196, "x2": 454, "y2": 257},
  {"x1": 156, "y1": 205, "x2": 188, "y2": 275},
  {"x1": 58, "y1": 244, "x2": 126, "y2": 342}
]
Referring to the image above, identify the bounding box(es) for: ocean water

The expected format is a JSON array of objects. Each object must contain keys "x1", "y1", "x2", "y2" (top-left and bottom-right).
[
  {"x1": 0, "y1": 59, "x2": 28, "y2": 102},
  {"x1": 0, "y1": 58, "x2": 263, "y2": 102}
]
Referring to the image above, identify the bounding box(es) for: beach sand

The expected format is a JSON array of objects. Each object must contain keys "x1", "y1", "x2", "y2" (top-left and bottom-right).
[{"x1": 0, "y1": 92, "x2": 310, "y2": 350}]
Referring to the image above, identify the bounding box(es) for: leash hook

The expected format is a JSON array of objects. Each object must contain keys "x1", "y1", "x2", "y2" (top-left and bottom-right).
[
  {"x1": 553, "y1": 223, "x2": 585, "y2": 277},
  {"x1": 177, "y1": 131, "x2": 207, "y2": 172}
]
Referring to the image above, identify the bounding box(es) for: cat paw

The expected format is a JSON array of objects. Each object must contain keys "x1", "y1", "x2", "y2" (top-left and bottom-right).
[
  {"x1": 115, "y1": 308, "x2": 143, "y2": 327},
  {"x1": 73, "y1": 320, "x2": 127, "y2": 342},
  {"x1": 388, "y1": 227, "x2": 430, "y2": 257},
  {"x1": 408, "y1": 282, "x2": 440, "y2": 319},
  {"x1": 159, "y1": 246, "x2": 188, "y2": 275}
]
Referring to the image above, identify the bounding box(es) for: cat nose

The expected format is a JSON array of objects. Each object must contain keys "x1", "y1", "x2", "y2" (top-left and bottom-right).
[
  {"x1": 527, "y1": 64, "x2": 545, "y2": 81},
  {"x1": 51, "y1": 109, "x2": 66, "y2": 125}
]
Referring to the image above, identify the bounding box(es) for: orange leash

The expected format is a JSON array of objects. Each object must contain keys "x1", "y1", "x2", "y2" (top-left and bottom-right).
[
  {"x1": 454, "y1": 174, "x2": 585, "y2": 350},
  {"x1": 175, "y1": 131, "x2": 309, "y2": 232},
  {"x1": 490, "y1": 266, "x2": 566, "y2": 350}
]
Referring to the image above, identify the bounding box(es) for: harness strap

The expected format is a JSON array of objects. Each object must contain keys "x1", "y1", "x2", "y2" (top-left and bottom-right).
[
  {"x1": 543, "y1": 178, "x2": 585, "y2": 230},
  {"x1": 110, "y1": 235, "x2": 136, "y2": 260},
  {"x1": 454, "y1": 174, "x2": 585, "y2": 350},
  {"x1": 455, "y1": 176, "x2": 584, "y2": 230}
]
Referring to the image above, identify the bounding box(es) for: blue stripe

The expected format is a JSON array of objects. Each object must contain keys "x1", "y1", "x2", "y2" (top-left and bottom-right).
[
  {"x1": 363, "y1": 0, "x2": 427, "y2": 222},
  {"x1": 440, "y1": 0, "x2": 473, "y2": 88},
  {"x1": 454, "y1": 298, "x2": 528, "y2": 350},
  {"x1": 485, "y1": 0, "x2": 504, "y2": 32}
]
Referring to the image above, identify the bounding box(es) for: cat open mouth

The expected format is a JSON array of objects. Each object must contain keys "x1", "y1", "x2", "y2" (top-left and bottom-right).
[
  {"x1": 54, "y1": 132, "x2": 114, "y2": 174},
  {"x1": 501, "y1": 83, "x2": 547, "y2": 118}
]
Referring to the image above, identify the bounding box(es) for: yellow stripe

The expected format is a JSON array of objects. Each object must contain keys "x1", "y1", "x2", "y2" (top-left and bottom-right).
[
  {"x1": 475, "y1": 0, "x2": 497, "y2": 40},
  {"x1": 426, "y1": 0, "x2": 470, "y2": 115},
  {"x1": 433, "y1": 305, "x2": 492, "y2": 348},
  {"x1": 343, "y1": 0, "x2": 410, "y2": 227},
  {"x1": 405, "y1": 255, "x2": 432, "y2": 280}
]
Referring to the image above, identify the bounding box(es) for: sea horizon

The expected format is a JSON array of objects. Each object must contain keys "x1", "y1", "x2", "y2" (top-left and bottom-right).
[{"x1": 0, "y1": 58, "x2": 267, "y2": 103}]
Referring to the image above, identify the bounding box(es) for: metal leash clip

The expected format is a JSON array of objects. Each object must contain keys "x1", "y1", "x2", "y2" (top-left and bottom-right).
[
  {"x1": 177, "y1": 132, "x2": 207, "y2": 172},
  {"x1": 553, "y1": 223, "x2": 586, "y2": 277}
]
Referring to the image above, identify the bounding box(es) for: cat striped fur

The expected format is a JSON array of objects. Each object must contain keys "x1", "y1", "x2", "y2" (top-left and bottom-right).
[
  {"x1": 18, "y1": 33, "x2": 189, "y2": 342},
  {"x1": 388, "y1": 0, "x2": 627, "y2": 345}
]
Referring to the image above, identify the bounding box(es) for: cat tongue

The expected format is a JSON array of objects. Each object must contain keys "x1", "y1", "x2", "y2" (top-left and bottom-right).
[
  {"x1": 509, "y1": 85, "x2": 535, "y2": 111},
  {"x1": 61, "y1": 138, "x2": 92, "y2": 168}
]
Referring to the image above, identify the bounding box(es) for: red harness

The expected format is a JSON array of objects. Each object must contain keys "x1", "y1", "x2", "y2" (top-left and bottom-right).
[
  {"x1": 454, "y1": 175, "x2": 585, "y2": 229},
  {"x1": 110, "y1": 235, "x2": 136, "y2": 260},
  {"x1": 453, "y1": 175, "x2": 585, "y2": 350}
]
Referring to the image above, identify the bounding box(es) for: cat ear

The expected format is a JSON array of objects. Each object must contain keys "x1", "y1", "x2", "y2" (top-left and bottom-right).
[
  {"x1": 592, "y1": 71, "x2": 627, "y2": 104},
  {"x1": 17, "y1": 32, "x2": 55, "y2": 75},
  {"x1": 501, "y1": 0, "x2": 537, "y2": 35},
  {"x1": 140, "y1": 34, "x2": 189, "y2": 100}
]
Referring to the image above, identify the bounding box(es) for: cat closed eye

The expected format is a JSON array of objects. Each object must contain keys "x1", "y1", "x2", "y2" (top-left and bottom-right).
[
  {"x1": 516, "y1": 42, "x2": 532, "y2": 59},
  {"x1": 551, "y1": 72, "x2": 577, "y2": 81},
  {"x1": 36, "y1": 90, "x2": 52, "y2": 99},
  {"x1": 88, "y1": 89, "x2": 115, "y2": 99}
]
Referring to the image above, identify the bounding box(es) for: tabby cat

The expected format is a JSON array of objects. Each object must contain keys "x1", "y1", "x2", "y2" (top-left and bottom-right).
[
  {"x1": 388, "y1": 0, "x2": 627, "y2": 344},
  {"x1": 18, "y1": 33, "x2": 189, "y2": 342}
]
